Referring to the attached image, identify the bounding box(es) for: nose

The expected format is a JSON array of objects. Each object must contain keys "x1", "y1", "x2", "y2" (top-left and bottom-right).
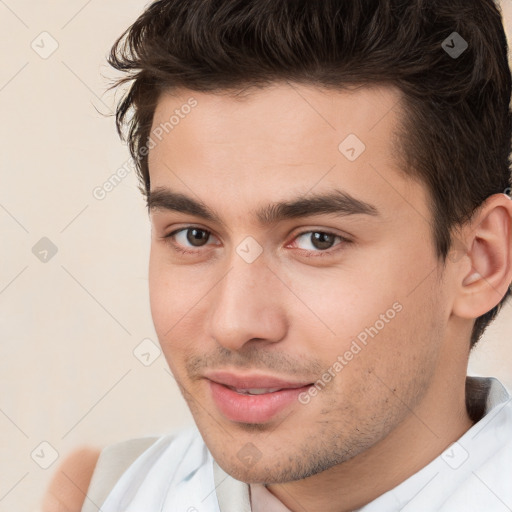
[{"x1": 207, "y1": 251, "x2": 288, "y2": 352}]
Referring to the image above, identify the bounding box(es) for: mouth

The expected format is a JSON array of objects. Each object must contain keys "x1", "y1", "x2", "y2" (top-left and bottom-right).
[
  {"x1": 204, "y1": 371, "x2": 313, "y2": 423},
  {"x1": 204, "y1": 370, "x2": 312, "y2": 390}
]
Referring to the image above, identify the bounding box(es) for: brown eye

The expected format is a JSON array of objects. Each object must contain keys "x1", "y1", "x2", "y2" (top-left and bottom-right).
[
  {"x1": 185, "y1": 228, "x2": 210, "y2": 247},
  {"x1": 164, "y1": 227, "x2": 216, "y2": 254},
  {"x1": 294, "y1": 231, "x2": 342, "y2": 252},
  {"x1": 310, "y1": 232, "x2": 337, "y2": 250}
]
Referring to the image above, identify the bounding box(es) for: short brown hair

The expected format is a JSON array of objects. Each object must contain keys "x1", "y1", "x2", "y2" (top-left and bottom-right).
[{"x1": 107, "y1": 0, "x2": 512, "y2": 348}]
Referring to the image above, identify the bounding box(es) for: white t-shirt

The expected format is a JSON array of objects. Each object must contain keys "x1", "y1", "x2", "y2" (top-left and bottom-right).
[{"x1": 99, "y1": 376, "x2": 512, "y2": 512}]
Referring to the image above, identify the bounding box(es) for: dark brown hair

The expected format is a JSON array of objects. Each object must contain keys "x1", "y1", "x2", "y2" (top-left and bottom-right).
[{"x1": 107, "y1": 0, "x2": 512, "y2": 348}]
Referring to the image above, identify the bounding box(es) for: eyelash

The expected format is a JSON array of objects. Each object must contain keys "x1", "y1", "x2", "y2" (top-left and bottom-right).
[{"x1": 162, "y1": 226, "x2": 351, "y2": 258}]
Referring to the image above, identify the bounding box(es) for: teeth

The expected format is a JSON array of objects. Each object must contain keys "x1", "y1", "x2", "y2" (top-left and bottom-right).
[{"x1": 235, "y1": 388, "x2": 282, "y2": 395}]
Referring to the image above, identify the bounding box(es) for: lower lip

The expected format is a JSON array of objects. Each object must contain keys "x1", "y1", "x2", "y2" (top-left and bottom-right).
[{"x1": 208, "y1": 380, "x2": 312, "y2": 424}]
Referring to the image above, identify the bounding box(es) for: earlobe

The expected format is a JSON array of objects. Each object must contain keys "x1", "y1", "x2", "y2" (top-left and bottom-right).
[{"x1": 452, "y1": 194, "x2": 512, "y2": 320}]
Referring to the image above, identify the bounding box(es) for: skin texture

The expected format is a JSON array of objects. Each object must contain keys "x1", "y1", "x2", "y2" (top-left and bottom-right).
[{"x1": 147, "y1": 82, "x2": 512, "y2": 512}]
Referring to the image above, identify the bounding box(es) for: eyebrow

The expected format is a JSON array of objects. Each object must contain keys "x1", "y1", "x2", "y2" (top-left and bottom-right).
[{"x1": 147, "y1": 187, "x2": 379, "y2": 227}]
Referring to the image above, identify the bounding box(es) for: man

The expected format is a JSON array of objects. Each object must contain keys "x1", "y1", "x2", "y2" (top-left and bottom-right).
[{"x1": 42, "y1": 0, "x2": 512, "y2": 510}]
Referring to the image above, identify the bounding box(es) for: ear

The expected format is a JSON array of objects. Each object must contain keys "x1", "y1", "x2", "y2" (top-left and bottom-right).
[{"x1": 452, "y1": 193, "x2": 512, "y2": 319}]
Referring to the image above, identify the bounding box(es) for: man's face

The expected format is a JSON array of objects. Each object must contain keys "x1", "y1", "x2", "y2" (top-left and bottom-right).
[{"x1": 147, "y1": 83, "x2": 451, "y2": 483}]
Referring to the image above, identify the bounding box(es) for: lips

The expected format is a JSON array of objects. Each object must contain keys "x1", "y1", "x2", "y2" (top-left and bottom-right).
[
  {"x1": 208, "y1": 381, "x2": 313, "y2": 423},
  {"x1": 204, "y1": 370, "x2": 312, "y2": 391},
  {"x1": 204, "y1": 370, "x2": 313, "y2": 423}
]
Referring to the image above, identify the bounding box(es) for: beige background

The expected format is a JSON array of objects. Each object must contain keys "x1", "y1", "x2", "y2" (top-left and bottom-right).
[{"x1": 0, "y1": 1, "x2": 511, "y2": 511}]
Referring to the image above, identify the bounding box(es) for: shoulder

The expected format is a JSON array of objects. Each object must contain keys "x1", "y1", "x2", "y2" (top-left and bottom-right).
[
  {"x1": 93, "y1": 427, "x2": 219, "y2": 511},
  {"x1": 40, "y1": 432, "x2": 181, "y2": 512},
  {"x1": 438, "y1": 394, "x2": 512, "y2": 510}
]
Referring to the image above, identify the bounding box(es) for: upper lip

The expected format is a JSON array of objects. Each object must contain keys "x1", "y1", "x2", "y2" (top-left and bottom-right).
[{"x1": 204, "y1": 370, "x2": 312, "y2": 390}]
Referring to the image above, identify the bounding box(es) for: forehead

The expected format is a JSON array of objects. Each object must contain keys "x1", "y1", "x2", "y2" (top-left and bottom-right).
[
  {"x1": 150, "y1": 82, "x2": 403, "y2": 153},
  {"x1": 147, "y1": 82, "x2": 429, "y2": 226}
]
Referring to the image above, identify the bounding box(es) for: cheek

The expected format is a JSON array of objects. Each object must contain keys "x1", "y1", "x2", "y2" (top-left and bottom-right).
[
  {"x1": 334, "y1": 279, "x2": 443, "y2": 403},
  {"x1": 148, "y1": 247, "x2": 216, "y2": 354},
  {"x1": 149, "y1": 249, "x2": 192, "y2": 340},
  {"x1": 148, "y1": 249, "x2": 173, "y2": 330},
  {"x1": 284, "y1": 266, "x2": 397, "y2": 352},
  {"x1": 297, "y1": 259, "x2": 443, "y2": 396}
]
